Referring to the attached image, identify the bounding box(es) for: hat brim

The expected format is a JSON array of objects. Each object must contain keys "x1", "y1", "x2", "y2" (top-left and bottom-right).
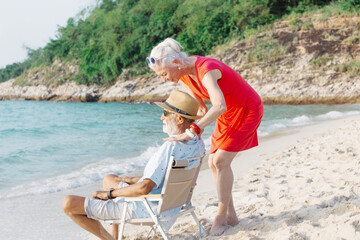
[{"x1": 154, "y1": 102, "x2": 202, "y2": 120}]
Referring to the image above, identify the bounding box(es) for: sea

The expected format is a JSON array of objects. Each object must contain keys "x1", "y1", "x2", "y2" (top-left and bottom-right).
[{"x1": 0, "y1": 100, "x2": 359, "y2": 199}]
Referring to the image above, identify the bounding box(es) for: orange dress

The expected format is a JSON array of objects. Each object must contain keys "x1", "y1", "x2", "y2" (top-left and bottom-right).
[{"x1": 180, "y1": 56, "x2": 264, "y2": 154}]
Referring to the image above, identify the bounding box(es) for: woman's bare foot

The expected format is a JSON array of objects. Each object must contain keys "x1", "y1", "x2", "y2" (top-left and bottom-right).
[
  {"x1": 210, "y1": 215, "x2": 228, "y2": 236},
  {"x1": 226, "y1": 213, "x2": 239, "y2": 226},
  {"x1": 226, "y1": 209, "x2": 239, "y2": 226}
]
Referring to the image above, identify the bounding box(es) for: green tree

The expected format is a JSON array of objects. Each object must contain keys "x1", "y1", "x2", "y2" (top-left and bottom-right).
[{"x1": 0, "y1": 0, "x2": 355, "y2": 85}]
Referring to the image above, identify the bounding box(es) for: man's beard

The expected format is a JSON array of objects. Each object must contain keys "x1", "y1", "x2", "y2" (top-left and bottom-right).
[{"x1": 163, "y1": 117, "x2": 180, "y2": 136}]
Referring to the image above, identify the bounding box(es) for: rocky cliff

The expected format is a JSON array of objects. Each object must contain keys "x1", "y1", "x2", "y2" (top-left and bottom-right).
[{"x1": 0, "y1": 16, "x2": 359, "y2": 104}]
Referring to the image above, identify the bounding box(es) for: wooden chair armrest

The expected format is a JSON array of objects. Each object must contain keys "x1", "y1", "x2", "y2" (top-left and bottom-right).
[
  {"x1": 135, "y1": 194, "x2": 163, "y2": 198},
  {"x1": 123, "y1": 194, "x2": 163, "y2": 202}
]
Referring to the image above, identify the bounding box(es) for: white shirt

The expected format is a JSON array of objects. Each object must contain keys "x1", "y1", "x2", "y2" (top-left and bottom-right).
[{"x1": 122, "y1": 136, "x2": 205, "y2": 229}]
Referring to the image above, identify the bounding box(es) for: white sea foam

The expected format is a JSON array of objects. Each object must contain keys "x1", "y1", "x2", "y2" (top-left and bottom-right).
[
  {"x1": 0, "y1": 146, "x2": 159, "y2": 199},
  {"x1": 315, "y1": 110, "x2": 359, "y2": 120},
  {"x1": 291, "y1": 115, "x2": 311, "y2": 125},
  {"x1": 203, "y1": 136, "x2": 212, "y2": 152},
  {"x1": 258, "y1": 110, "x2": 360, "y2": 137}
]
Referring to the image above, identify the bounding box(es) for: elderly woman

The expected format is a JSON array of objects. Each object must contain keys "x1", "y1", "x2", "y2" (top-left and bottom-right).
[{"x1": 147, "y1": 38, "x2": 264, "y2": 236}]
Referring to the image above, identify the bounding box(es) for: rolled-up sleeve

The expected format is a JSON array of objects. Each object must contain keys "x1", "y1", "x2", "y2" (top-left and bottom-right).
[{"x1": 140, "y1": 142, "x2": 174, "y2": 189}]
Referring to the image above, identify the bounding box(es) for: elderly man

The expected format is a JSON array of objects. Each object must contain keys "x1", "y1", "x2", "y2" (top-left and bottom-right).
[{"x1": 62, "y1": 90, "x2": 205, "y2": 240}]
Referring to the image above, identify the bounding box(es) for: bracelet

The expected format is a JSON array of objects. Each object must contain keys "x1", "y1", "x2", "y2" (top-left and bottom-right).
[
  {"x1": 190, "y1": 123, "x2": 201, "y2": 135},
  {"x1": 189, "y1": 127, "x2": 197, "y2": 136},
  {"x1": 185, "y1": 129, "x2": 196, "y2": 138},
  {"x1": 107, "y1": 188, "x2": 116, "y2": 199}
]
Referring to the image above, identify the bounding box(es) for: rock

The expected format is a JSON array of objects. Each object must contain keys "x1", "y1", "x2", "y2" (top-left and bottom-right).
[{"x1": 0, "y1": 16, "x2": 359, "y2": 104}]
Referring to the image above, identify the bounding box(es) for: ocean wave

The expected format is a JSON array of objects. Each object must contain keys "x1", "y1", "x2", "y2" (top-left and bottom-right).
[
  {"x1": 291, "y1": 115, "x2": 311, "y2": 125},
  {"x1": 258, "y1": 110, "x2": 360, "y2": 137},
  {"x1": 0, "y1": 127, "x2": 53, "y2": 135},
  {"x1": 0, "y1": 146, "x2": 159, "y2": 199},
  {"x1": 315, "y1": 110, "x2": 360, "y2": 120},
  {"x1": 1, "y1": 109, "x2": 359, "y2": 199}
]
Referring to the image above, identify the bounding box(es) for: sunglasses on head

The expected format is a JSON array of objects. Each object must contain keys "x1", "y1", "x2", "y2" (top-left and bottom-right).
[
  {"x1": 146, "y1": 55, "x2": 175, "y2": 66},
  {"x1": 146, "y1": 57, "x2": 158, "y2": 65}
]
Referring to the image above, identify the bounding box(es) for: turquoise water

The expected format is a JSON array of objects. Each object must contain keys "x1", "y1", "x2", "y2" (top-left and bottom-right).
[{"x1": 0, "y1": 101, "x2": 359, "y2": 198}]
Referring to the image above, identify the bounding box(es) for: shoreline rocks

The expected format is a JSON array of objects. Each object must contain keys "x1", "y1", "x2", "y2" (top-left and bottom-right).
[
  {"x1": 1, "y1": 16, "x2": 359, "y2": 105},
  {"x1": 1, "y1": 74, "x2": 359, "y2": 104}
]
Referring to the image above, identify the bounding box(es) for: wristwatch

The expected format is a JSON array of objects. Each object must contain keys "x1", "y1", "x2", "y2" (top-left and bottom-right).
[{"x1": 107, "y1": 188, "x2": 116, "y2": 199}]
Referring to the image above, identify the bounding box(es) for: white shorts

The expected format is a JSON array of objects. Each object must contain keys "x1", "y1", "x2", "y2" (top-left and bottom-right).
[
  {"x1": 85, "y1": 197, "x2": 132, "y2": 221},
  {"x1": 84, "y1": 182, "x2": 133, "y2": 221},
  {"x1": 84, "y1": 182, "x2": 178, "y2": 230}
]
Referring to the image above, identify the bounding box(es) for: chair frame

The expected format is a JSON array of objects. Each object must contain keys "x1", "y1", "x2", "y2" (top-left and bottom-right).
[{"x1": 105, "y1": 155, "x2": 206, "y2": 240}]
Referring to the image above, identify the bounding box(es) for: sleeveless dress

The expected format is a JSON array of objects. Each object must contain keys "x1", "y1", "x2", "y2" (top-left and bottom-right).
[{"x1": 180, "y1": 56, "x2": 264, "y2": 154}]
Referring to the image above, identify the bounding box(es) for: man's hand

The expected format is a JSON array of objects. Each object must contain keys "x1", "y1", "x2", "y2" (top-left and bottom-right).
[{"x1": 91, "y1": 191, "x2": 108, "y2": 200}]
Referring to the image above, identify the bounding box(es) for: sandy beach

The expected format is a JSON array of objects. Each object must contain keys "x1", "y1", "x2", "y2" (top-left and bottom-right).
[{"x1": 1, "y1": 114, "x2": 359, "y2": 240}]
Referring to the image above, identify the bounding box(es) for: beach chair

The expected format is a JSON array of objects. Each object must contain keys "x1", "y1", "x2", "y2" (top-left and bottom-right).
[{"x1": 105, "y1": 154, "x2": 206, "y2": 240}]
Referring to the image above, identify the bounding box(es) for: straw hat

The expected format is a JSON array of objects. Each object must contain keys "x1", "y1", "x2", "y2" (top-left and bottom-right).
[{"x1": 155, "y1": 90, "x2": 202, "y2": 120}]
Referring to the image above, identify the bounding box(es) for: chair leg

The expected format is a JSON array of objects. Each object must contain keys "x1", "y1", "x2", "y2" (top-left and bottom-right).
[
  {"x1": 146, "y1": 226, "x2": 156, "y2": 239},
  {"x1": 142, "y1": 199, "x2": 170, "y2": 240},
  {"x1": 152, "y1": 222, "x2": 169, "y2": 240},
  {"x1": 191, "y1": 211, "x2": 206, "y2": 239},
  {"x1": 118, "y1": 202, "x2": 128, "y2": 240}
]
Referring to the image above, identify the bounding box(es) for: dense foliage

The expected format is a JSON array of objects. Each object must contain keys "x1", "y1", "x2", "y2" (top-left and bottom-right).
[{"x1": 0, "y1": 0, "x2": 359, "y2": 85}]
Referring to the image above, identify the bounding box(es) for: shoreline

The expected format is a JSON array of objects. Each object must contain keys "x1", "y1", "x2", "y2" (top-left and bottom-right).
[
  {"x1": 0, "y1": 114, "x2": 359, "y2": 239},
  {"x1": 1, "y1": 95, "x2": 359, "y2": 105},
  {"x1": 1, "y1": 78, "x2": 359, "y2": 105}
]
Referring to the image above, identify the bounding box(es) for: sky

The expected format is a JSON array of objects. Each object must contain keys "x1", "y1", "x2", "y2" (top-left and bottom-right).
[{"x1": 0, "y1": 0, "x2": 96, "y2": 68}]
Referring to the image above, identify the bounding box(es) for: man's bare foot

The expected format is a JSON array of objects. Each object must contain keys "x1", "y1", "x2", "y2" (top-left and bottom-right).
[{"x1": 210, "y1": 215, "x2": 228, "y2": 236}]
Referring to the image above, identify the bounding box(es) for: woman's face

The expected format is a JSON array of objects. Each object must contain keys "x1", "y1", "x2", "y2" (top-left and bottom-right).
[{"x1": 153, "y1": 64, "x2": 182, "y2": 83}]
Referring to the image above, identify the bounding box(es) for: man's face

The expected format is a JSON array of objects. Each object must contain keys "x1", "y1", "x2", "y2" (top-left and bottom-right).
[{"x1": 161, "y1": 110, "x2": 179, "y2": 135}]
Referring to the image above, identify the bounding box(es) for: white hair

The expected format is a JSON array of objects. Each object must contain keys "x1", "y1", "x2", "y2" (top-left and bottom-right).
[
  {"x1": 163, "y1": 114, "x2": 180, "y2": 136},
  {"x1": 148, "y1": 38, "x2": 189, "y2": 69}
]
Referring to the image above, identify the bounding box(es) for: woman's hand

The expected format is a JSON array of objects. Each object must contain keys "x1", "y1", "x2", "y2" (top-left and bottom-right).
[
  {"x1": 163, "y1": 129, "x2": 204, "y2": 142},
  {"x1": 91, "y1": 191, "x2": 108, "y2": 200},
  {"x1": 163, "y1": 132, "x2": 191, "y2": 142},
  {"x1": 197, "y1": 128, "x2": 204, "y2": 140}
]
